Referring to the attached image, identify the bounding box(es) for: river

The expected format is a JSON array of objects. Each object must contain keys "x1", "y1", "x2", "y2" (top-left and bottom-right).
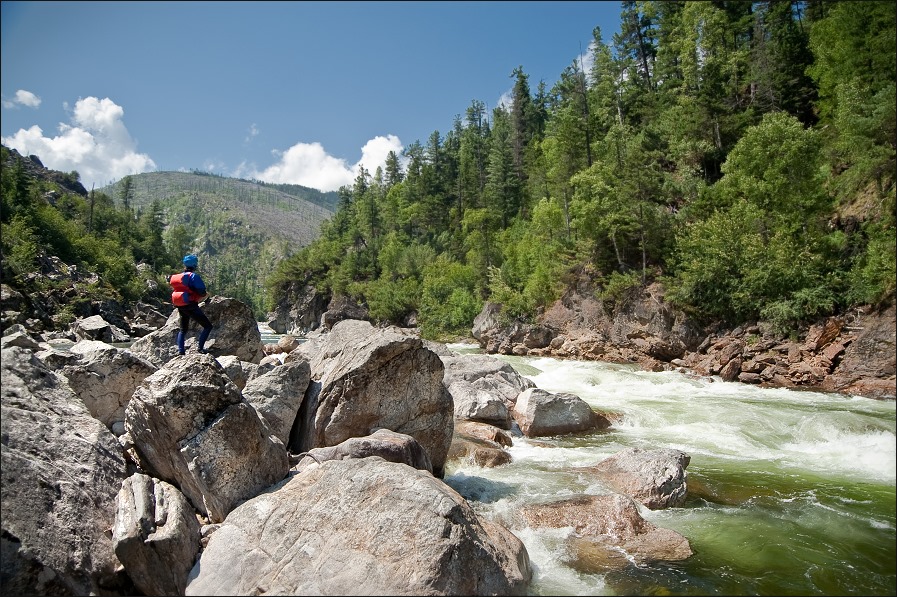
[{"x1": 441, "y1": 344, "x2": 896, "y2": 596}]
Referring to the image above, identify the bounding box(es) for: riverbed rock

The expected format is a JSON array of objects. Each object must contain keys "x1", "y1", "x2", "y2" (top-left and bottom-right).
[
  {"x1": 442, "y1": 353, "x2": 536, "y2": 413},
  {"x1": 520, "y1": 493, "x2": 692, "y2": 570},
  {"x1": 588, "y1": 447, "x2": 690, "y2": 509},
  {"x1": 448, "y1": 379, "x2": 513, "y2": 429},
  {"x1": 513, "y1": 388, "x2": 610, "y2": 438},
  {"x1": 185, "y1": 457, "x2": 531, "y2": 596},
  {"x1": 291, "y1": 319, "x2": 454, "y2": 477}
]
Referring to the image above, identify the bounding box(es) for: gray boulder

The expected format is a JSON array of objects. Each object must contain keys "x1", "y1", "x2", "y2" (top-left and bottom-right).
[
  {"x1": 0, "y1": 328, "x2": 42, "y2": 351},
  {"x1": 448, "y1": 379, "x2": 512, "y2": 429},
  {"x1": 185, "y1": 457, "x2": 531, "y2": 596},
  {"x1": 59, "y1": 339, "x2": 157, "y2": 435},
  {"x1": 129, "y1": 295, "x2": 264, "y2": 367},
  {"x1": 513, "y1": 388, "x2": 610, "y2": 437},
  {"x1": 242, "y1": 358, "x2": 311, "y2": 447},
  {"x1": 112, "y1": 473, "x2": 201, "y2": 596},
  {"x1": 1, "y1": 346, "x2": 129, "y2": 595},
  {"x1": 588, "y1": 447, "x2": 690, "y2": 509},
  {"x1": 441, "y1": 353, "x2": 536, "y2": 407},
  {"x1": 293, "y1": 428, "x2": 433, "y2": 474},
  {"x1": 292, "y1": 320, "x2": 454, "y2": 477},
  {"x1": 124, "y1": 353, "x2": 289, "y2": 523},
  {"x1": 71, "y1": 313, "x2": 130, "y2": 343}
]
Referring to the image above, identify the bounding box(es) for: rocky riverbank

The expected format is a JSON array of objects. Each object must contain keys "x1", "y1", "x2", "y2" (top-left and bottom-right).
[
  {"x1": 471, "y1": 280, "x2": 896, "y2": 401},
  {"x1": 2, "y1": 296, "x2": 698, "y2": 596}
]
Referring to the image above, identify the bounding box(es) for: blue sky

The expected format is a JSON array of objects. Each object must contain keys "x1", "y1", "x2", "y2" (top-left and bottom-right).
[{"x1": 2, "y1": 1, "x2": 622, "y2": 192}]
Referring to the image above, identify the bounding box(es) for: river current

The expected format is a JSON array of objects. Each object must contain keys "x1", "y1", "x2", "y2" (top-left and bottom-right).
[{"x1": 441, "y1": 344, "x2": 896, "y2": 596}]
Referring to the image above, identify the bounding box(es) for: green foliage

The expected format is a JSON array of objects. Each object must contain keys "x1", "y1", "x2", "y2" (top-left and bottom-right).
[
  {"x1": 712, "y1": 111, "x2": 829, "y2": 222},
  {"x1": 848, "y1": 219, "x2": 897, "y2": 306},
  {"x1": 598, "y1": 270, "x2": 643, "y2": 308},
  {"x1": 365, "y1": 277, "x2": 419, "y2": 323},
  {"x1": 419, "y1": 256, "x2": 481, "y2": 338},
  {"x1": 1, "y1": 216, "x2": 39, "y2": 277},
  {"x1": 7, "y1": 1, "x2": 895, "y2": 339}
]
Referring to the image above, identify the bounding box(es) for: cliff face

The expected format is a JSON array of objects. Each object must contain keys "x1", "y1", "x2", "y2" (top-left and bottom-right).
[{"x1": 473, "y1": 276, "x2": 896, "y2": 401}]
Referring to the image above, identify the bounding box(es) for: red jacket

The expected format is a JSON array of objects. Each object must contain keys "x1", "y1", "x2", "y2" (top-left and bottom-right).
[{"x1": 169, "y1": 272, "x2": 206, "y2": 307}]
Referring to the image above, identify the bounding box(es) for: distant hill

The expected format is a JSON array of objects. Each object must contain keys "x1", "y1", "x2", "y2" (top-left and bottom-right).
[
  {"x1": 98, "y1": 171, "x2": 336, "y2": 316},
  {"x1": 99, "y1": 171, "x2": 337, "y2": 244}
]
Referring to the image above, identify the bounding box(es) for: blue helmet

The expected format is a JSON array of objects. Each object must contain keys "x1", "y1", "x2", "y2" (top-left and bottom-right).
[{"x1": 183, "y1": 254, "x2": 198, "y2": 268}]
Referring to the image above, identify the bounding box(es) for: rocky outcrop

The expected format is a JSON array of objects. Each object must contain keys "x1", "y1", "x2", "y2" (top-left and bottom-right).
[
  {"x1": 320, "y1": 294, "x2": 371, "y2": 330},
  {"x1": 1, "y1": 346, "x2": 130, "y2": 595},
  {"x1": 474, "y1": 278, "x2": 896, "y2": 400},
  {"x1": 265, "y1": 282, "x2": 330, "y2": 335},
  {"x1": 185, "y1": 457, "x2": 532, "y2": 596}
]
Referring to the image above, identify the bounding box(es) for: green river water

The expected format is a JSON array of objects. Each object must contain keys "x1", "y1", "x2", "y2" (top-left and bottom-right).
[{"x1": 442, "y1": 348, "x2": 896, "y2": 596}]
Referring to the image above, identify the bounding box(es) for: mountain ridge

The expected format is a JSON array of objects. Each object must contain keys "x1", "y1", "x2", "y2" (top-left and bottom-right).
[{"x1": 98, "y1": 171, "x2": 337, "y2": 316}]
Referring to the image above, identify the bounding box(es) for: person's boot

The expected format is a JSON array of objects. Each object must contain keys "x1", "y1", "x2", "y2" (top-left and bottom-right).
[{"x1": 176, "y1": 331, "x2": 186, "y2": 355}]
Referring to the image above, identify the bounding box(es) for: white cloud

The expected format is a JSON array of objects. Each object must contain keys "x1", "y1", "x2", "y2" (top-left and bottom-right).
[
  {"x1": 497, "y1": 90, "x2": 513, "y2": 110},
  {"x1": 244, "y1": 134, "x2": 404, "y2": 193},
  {"x1": 1, "y1": 96, "x2": 156, "y2": 189},
  {"x1": 244, "y1": 123, "x2": 259, "y2": 144},
  {"x1": 1, "y1": 89, "x2": 42, "y2": 109}
]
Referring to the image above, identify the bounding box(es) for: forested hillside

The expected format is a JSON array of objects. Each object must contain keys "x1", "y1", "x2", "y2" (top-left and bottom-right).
[
  {"x1": 1, "y1": 1, "x2": 893, "y2": 337},
  {"x1": 98, "y1": 172, "x2": 335, "y2": 315},
  {"x1": 269, "y1": 0, "x2": 895, "y2": 339},
  {"x1": 1, "y1": 157, "x2": 334, "y2": 320}
]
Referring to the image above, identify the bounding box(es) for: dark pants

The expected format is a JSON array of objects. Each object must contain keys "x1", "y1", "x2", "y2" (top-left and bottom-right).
[
  {"x1": 176, "y1": 304, "x2": 213, "y2": 353},
  {"x1": 178, "y1": 304, "x2": 212, "y2": 333}
]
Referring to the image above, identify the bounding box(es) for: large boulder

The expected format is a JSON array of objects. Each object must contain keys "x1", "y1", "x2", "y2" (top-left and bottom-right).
[
  {"x1": 71, "y1": 313, "x2": 130, "y2": 343},
  {"x1": 447, "y1": 379, "x2": 512, "y2": 429},
  {"x1": 59, "y1": 339, "x2": 158, "y2": 435},
  {"x1": 112, "y1": 473, "x2": 201, "y2": 596},
  {"x1": 448, "y1": 420, "x2": 514, "y2": 468},
  {"x1": 242, "y1": 358, "x2": 311, "y2": 447},
  {"x1": 185, "y1": 457, "x2": 532, "y2": 596},
  {"x1": 441, "y1": 353, "x2": 536, "y2": 421},
  {"x1": 1, "y1": 346, "x2": 130, "y2": 595},
  {"x1": 129, "y1": 295, "x2": 265, "y2": 367},
  {"x1": 588, "y1": 447, "x2": 690, "y2": 509},
  {"x1": 291, "y1": 320, "x2": 454, "y2": 477},
  {"x1": 123, "y1": 354, "x2": 289, "y2": 523},
  {"x1": 512, "y1": 388, "x2": 610, "y2": 437}
]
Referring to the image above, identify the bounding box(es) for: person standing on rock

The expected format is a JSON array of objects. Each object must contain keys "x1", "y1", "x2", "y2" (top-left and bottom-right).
[{"x1": 168, "y1": 254, "x2": 213, "y2": 355}]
